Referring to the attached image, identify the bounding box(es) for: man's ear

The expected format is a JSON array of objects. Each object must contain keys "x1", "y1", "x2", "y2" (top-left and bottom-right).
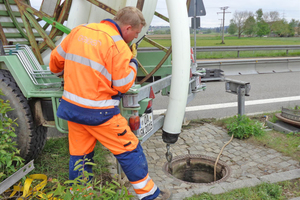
[
  {"x1": 125, "y1": 25, "x2": 132, "y2": 31},
  {"x1": 120, "y1": 24, "x2": 131, "y2": 35}
]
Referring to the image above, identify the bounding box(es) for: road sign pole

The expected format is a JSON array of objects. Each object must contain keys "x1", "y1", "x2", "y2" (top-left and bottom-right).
[{"x1": 193, "y1": 0, "x2": 197, "y2": 65}]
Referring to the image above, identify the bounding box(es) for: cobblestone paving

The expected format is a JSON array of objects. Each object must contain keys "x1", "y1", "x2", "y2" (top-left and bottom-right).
[{"x1": 107, "y1": 123, "x2": 300, "y2": 199}]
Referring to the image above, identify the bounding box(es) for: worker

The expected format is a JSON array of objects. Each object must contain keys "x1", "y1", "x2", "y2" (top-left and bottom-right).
[{"x1": 49, "y1": 6, "x2": 170, "y2": 200}]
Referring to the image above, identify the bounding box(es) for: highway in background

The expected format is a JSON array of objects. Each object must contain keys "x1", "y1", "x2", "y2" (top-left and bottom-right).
[
  {"x1": 153, "y1": 71, "x2": 300, "y2": 120},
  {"x1": 48, "y1": 71, "x2": 300, "y2": 138}
]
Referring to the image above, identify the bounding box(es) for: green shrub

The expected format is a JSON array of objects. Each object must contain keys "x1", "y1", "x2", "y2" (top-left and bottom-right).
[
  {"x1": 269, "y1": 114, "x2": 279, "y2": 123},
  {"x1": 226, "y1": 115, "x2": 265, "y2": 139},
  {"x1": 34, "y1": 157, "x2": 134, "y2": 200},
  {"x1": 0, "y1": 90, "x2": 24, "y2": 182}
]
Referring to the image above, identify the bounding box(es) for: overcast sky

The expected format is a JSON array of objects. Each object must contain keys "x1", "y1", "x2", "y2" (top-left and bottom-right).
[
  {"x1": 31, "y1": 0, "x2": 300, "y2": 28},
  {"x1": 153, "y1": 0, "x2": 300, "y2": 28}
]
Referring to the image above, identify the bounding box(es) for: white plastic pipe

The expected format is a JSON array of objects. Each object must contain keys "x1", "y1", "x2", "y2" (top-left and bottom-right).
[
  {"x1": 42, "y1": 0, "x2": 92, "y2": 64},
  {"x1": 162, "y1": 0, "x2": 190, "y2": 142}
]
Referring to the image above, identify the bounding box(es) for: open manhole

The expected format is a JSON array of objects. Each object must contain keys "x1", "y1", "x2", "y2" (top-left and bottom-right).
[{"x1": 163, "y1": 154, "x2": 231, "y2": 186}]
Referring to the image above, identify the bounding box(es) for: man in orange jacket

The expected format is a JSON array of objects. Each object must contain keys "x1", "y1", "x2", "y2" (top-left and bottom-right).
[{"x1": 49, "y1": 6, "x2": 170, "y2": 200}]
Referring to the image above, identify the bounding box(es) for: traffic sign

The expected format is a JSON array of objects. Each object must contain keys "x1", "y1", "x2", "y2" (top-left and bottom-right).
[
  {"x1": 188, "y1": 0, "x2": 206, "y2": 17},
  {"x1": 191, "y1": 17, "x2": 200, "y2": 29}
]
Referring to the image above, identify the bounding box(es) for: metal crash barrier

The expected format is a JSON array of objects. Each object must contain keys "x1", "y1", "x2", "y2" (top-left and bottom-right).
[{"x1": 197, "y1": 57, "x2": 300, "y2": 76}]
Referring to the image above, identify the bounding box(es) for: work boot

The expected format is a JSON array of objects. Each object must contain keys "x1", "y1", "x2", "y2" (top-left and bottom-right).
[{"x1": 155, "y1": 189, "x2": 171, "y2": 200}]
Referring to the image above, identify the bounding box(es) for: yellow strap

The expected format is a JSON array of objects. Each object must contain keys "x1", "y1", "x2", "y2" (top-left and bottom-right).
[
  {"x1": 6, "y1": 174, "x2": 61, "y2": 200},
  {"x1": 9, "y1": 182, "x2": 23, "y2": 197}
]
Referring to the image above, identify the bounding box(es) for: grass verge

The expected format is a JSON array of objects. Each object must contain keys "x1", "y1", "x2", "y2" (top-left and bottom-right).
[
  {"x1": 212, "y1": 113, "x2": 300, "y2": 162},
  {"x1": 185, "y1": 179, "x2": 300, "y2": 200},
  {"x1": 139, "y1": 35, "x2": 300, "y2": 59},
  {"x1": 30, "y1": 137, "x2": 112, "y2": 185},
  {"x1": 246, "y1": 130, "x2": 300, "y2": 162}
]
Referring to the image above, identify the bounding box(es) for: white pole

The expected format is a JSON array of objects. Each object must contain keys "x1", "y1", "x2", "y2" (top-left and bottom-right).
[
  {"x1": 42, "y1": 0, "x2": 92, "y2": 64},
  {"x1": 163, "y1": 0, "x2": 190, "y2": 143}
]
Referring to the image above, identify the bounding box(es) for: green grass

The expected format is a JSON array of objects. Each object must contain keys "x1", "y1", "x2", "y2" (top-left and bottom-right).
[
  {"x1": 140, "y1": 35, "x2": 300, "y2": 47},
  {"x1": 30, "y1": 137, "x2": 112, "y2": 184},
  {"x1": 247, "y1": 130, "x2": 300, "y2": 162},
  {"x1": 185, "y1": 179, "x2": 300, "y2": 200},
  {"x1": 213, "y1": 113, "x2": 300, "y2": 162},
  {"x1": 191, "y1": 36, "x2": 300, "y2": 46},
  {"x1": 139, "y1": 35, "x2": 300, "y2": 59},
  {"x1": 196, "y1": 50, "x2": 300, "y2": 59}
]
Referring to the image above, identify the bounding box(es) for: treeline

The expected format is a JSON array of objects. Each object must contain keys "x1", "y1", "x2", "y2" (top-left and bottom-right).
[{"x1": 228, "y1": 9, "x2": 299, "y2": 38}]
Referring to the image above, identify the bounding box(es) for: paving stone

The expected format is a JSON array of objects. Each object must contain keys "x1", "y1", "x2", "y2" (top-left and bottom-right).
[
  {"x1": 229, "y1": 142, "x2": 239, "y2": 147},
  {"x1": 233, "y1": 151, "x2": 243, "y2": 157},
  {"x1": 232, "y1": 156, "x2": 243, "y2": 162},
  {"x1": 288, "y1": 160, "x2": 299, "y2": 165},
  {"x1": 228, "y1": 149, "x2": 237, "y2": 154},
  {"x1": 278, "y1": 162, "x2": 291, "y2": 168},
  {"x1": 109, "y1": 123, "x2": 300, "y2": 199}
]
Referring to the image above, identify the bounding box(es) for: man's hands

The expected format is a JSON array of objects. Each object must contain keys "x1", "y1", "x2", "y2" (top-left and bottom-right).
[{"x1": 131, "y1": 43, "x2": 137, "y2": 59}]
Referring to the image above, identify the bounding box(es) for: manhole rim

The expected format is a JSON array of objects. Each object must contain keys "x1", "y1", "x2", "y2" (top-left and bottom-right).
[{"x1": 163, "y1": 154, "x2": 231, "y2": 186}]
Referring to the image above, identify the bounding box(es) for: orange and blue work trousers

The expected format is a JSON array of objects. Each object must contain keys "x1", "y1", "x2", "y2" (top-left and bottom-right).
[{"x1": 68, "y1": 113, "x2": 160, "y2": 199}]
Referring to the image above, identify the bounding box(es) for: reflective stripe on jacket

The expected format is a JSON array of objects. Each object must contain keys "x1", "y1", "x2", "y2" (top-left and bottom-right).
[{"x1": 50, "y1": 19, "x2": 138, "y2": 125}]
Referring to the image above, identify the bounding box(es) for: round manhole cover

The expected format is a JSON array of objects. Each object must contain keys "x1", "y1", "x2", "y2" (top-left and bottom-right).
[{"x1": 163, "y1": 154, "x2": 231, "y2": 186}]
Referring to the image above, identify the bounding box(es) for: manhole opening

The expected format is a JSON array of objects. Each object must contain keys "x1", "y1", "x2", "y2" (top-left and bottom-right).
[{"x1": 163, "y1": 154, "x2": 231, "y2": 185}]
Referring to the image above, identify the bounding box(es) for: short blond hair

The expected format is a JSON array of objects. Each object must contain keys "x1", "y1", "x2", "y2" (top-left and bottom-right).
[{"x1": 114, "y1": 6, "x2": 146, "y2": 29}]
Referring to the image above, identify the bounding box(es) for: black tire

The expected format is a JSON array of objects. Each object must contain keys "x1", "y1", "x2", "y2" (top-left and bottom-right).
[{"x1": 0, "y1": 69, "x2": 47, "y2": 162}]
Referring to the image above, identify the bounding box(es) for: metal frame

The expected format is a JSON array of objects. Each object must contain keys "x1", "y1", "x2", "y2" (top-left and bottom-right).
[
  {"x1": 0, "y1": 160, "x2": 34, "y2": 195},
  {"x1": 4, "y1": 44, "x2": 60, "y2": 86}
]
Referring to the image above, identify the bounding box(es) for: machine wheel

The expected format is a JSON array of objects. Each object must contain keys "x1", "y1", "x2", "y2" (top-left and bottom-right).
[{"x1": 0, "y1": 69, "x2": 47, "y2": 162}]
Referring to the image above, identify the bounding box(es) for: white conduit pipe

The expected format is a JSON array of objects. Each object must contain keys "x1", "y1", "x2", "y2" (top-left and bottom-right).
[
  {"x1": 162, "y1": 0, "x2": 190, "y2": 143},
  {"x1": 42, "y1": 0, "x2": 92, "y2": 64}
]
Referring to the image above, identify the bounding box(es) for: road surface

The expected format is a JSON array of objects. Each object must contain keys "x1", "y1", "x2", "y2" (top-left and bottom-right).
[
  {"x1": 153, "y1": 71, "x2": 300, "y2": 120},
  {"x1": 47, "y1": 71, "x2": 300, "y2": 137}
]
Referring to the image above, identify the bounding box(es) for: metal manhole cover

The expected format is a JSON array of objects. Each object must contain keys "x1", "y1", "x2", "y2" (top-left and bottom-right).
[{"x1": 163, "y1": 154, "x2": 231, "y2": 186}]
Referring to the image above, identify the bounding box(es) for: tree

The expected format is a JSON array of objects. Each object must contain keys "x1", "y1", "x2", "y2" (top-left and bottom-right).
[
  {"x1": 256, "y1": 9, "x2": 263, "y2": 22},
  {"x1": 263, "y1": 12, "x2": 270, "y2": 22},
  {"x1": 288, "y1": 19, "x2": 299, "y2": 36},
  {"x1": 272, "y1": 19, "x2": 289, "y2": 36},
  {"x1": 244, "y1": 15, "x2": 256, "y2": 36},
  {"x1": 228, "y1": 19, "x2": 237, "y2": 35},
  {"x1": 269, "y1": 11, "x2": 280, "y2": 22},
  {"x1": 255, "y1": 9, "x2": 270, "y2": 37},
  {"x1": 257, "y1": 20, "x2": 270, "y2": 37},
  {"x1": 267, "y1": 11, "x2": 281, "y2": 33},
  {"x1": 231, "y1": 11, "x2": 251, "y2": 38},
  {"x1": 205, "y1": 29, "x2": 212, "y2": 34}
]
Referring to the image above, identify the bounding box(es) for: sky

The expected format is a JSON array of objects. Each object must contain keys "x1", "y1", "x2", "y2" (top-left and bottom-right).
[
  {"x1": 30, "y1": 0, "x2": 300, "y2": 28},
  {"x1": 153, "y1": 0, "x2": 300, "y2": 28}
]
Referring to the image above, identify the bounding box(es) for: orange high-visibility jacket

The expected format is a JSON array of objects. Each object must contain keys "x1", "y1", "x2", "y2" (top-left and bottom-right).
[{"x1": 50, "y1": 19, "x2": 138, "y2": 125}]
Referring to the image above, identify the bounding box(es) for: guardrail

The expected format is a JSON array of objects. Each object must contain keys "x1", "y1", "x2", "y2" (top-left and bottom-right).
[
  {"x1": 197, "y1": 57, "x2": 300, "y2": 76},
  {"x1": 138, "y1": 45, "x2": 300, "y2": 57}
]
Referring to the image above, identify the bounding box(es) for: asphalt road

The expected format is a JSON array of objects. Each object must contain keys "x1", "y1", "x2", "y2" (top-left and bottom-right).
[
  {"x1": 48, "y1": 71, "x2": 300, "y2": 138},
  {"x1": 152, "y1": 71, "x2": 300, "y2": 120}
]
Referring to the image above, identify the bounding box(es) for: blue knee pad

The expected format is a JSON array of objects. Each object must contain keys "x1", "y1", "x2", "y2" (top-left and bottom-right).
[
  {"x1": 115, "y1": 143, "x2": 148, "y2": 182},
  {"x1": 115, "y1": 143, "x2": 160, "y2": 199},
  {"x1": 69, "y1": 151, "x2": 94, "y2": 182}
]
